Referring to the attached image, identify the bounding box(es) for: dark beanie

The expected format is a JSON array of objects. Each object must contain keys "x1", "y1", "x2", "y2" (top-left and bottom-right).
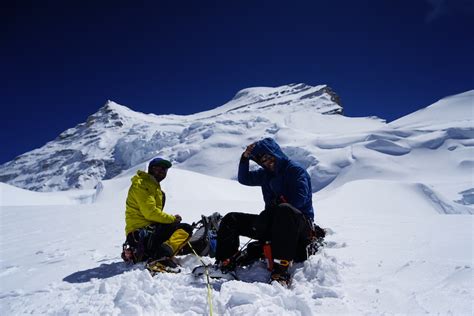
[{"x1": 148, "y1": 157, "x2": 172, "y2": 171}]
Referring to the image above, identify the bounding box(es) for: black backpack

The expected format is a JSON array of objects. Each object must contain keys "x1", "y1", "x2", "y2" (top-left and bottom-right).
[{"x1": 179, "y1": 212, "x2": 222, "y2": 257}]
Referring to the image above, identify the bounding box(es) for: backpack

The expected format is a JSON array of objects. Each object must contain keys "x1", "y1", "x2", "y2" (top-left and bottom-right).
[{"x1": 179, "y1": 212, "x2": 222, "y2": 257}]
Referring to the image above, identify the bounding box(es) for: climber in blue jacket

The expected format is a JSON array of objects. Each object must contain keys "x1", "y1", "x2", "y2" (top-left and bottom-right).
[{"x1": 216, "y1": 138, "x2": 322, "y2": 285}]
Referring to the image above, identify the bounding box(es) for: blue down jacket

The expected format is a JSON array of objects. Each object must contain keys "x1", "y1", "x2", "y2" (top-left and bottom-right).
[{"x1": 238, "y1": 138, "x2": 314, "y2": 221}]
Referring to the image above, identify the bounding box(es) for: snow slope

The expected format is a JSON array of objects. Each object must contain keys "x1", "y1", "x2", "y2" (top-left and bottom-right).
[
  {"x1": 390, "y1": 90, "x2": 474, "y2": 130},
  {"x1": 0, "y1": 89, "x2": 473, "y2": 315}
]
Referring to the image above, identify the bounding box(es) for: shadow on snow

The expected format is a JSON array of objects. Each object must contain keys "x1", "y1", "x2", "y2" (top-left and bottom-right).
[{"x1": 63, "y1": 261, "x2": 135, "y2": 283}]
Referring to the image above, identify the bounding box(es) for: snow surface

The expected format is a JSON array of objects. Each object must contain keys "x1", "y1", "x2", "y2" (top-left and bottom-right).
[{"x1": 0, "y1": 89, "x2": 473, "y2": 315}]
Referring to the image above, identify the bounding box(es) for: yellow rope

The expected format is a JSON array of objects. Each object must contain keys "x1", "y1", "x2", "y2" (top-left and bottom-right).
[{"x1": 187, "y1": 241, "x2": 214, "y2": 316}]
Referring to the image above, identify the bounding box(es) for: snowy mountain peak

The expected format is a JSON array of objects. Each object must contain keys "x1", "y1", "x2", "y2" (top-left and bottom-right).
[
  {"x1": 104, "y1": 99, "x2": 124, "y2": 110},
  {"x1": 101, "y1": 100, "x2": 152, "y2": 119},
  {"x1": 187, "y1": 83, "x2": 343, "y2": 120},
  {"x1": 0, "y1": 83, "x2": 348, "y2": 191},
  {"x1": 84, "y1": 101, "x2": 126, "y2": 129},
  {"x1": 231, "y1": 83, "x2": 315, "y2": 102},
  {"x1": 1, "y1": 86, "x2": 472, "y2": 195},
  {"x1": 102, "y1": 100, "x2": 130, "y2": 117}
]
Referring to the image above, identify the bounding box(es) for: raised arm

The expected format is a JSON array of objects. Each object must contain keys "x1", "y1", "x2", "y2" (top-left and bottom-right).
[{"x1": 238, "y1": 154, "x2": 265, "y2": 186}]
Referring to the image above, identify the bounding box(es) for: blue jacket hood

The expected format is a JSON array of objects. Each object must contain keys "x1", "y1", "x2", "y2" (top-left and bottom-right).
[
  {"x1": 239, "y1": 137, "x2": 314, "y2": 221},
  {"x1": 250, "y1": 138, "x2": 289, "y2": 172}
]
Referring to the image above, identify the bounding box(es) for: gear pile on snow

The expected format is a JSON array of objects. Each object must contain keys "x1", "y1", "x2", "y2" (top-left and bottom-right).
[{"x1": 179, "y1": 212, "x2": 222, "y2": 257}]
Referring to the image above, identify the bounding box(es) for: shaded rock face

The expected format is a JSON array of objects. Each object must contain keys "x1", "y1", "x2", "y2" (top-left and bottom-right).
[{"x1": 0, "y1": 84, "x2": 344, "y2": 191}]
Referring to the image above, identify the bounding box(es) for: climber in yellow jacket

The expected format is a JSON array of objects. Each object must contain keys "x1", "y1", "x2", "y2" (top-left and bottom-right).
[{"x1": 122, "y1": 157, "x2": 192, "y2": 264}]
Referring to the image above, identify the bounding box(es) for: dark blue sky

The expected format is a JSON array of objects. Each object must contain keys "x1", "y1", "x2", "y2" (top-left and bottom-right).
[{"x1": 2, "y1": 0, "x2": 473, "y2": 164}]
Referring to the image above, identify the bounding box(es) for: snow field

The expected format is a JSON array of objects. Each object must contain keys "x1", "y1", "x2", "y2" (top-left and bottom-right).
[
  {"x1": 316, "y1": 180, "x2": 473, "y2": 315},
  {"x1": 0, "y1": 89, "x2": 473, "y2": 314},
  {"x1": 1, "y1": 169, "x2": 472, "y2": 315}
]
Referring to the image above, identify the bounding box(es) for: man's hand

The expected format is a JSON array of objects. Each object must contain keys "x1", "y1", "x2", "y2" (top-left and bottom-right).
[
  {"x1": 243, "y1": 143, "x2": 256, "y2": 158},
  {"x1": 174, "y1": 214, "x2": 182, "y2": 223}
]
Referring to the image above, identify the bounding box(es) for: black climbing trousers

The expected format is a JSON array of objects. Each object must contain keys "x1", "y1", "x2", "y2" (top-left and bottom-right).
[
  {"x1": 216, "y1": 203, "x2": 312, "y2": 262},
  {"x1": 127, "y1": 222, "x2": 193, "y2": 260}
]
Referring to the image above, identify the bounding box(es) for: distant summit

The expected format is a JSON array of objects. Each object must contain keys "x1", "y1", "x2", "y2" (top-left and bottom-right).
[
  {"x1": 189, "y1": 83, "x2": 343, "y2": 119},
  {"x1": 0, "y1": 83, "x2": 345, "y2": 191}
]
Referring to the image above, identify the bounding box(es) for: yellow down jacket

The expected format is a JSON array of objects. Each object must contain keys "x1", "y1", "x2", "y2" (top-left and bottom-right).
[{"x1": 125, "y1": 170, "x2": 176, "y2": 235}]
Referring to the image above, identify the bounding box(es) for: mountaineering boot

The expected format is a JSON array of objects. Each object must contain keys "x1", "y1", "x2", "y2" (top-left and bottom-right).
[
  {"x1": 146, "y1": 242, "x2": 180, "y2": 276},
  {"x1": 146, "y1": 257, "x2": 180, "y2": 275},
  {"x1": 270, "y1": 259, "x2": 292, "y2": 287}
]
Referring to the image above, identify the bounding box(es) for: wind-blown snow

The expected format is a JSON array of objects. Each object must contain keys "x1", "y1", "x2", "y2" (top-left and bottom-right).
[{"x1": 0, "y1": 88, "x2": 473, "y2": 315}]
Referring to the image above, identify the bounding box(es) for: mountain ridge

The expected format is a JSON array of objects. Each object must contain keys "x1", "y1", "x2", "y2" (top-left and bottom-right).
[
  {"x1": 0, "y1": 83, "x2": 346, "y2": 191},
  {"x1": 1, "y1": 86, "x2": 471, "y2": 197}
]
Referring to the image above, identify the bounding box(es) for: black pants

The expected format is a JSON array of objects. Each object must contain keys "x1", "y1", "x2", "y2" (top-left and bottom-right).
[
  {"x1": 216, "y1": 203, "x2": 312, "y2": 262},
  {"x1": 127, "y1": 222, "x2": 193, "y2": 260}
]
